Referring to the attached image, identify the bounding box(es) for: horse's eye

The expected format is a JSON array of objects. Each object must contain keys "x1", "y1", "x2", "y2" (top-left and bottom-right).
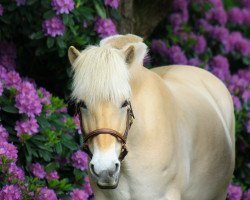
[
  {"x1": 79, "y1": 101, "x2": 87, "y2": 109},
  {"x1": 121, "y1": 100, "x2": 129, "y2": 108}
]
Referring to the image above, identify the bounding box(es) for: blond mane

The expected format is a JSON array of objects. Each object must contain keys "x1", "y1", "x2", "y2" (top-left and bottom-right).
[{"x1": 71, "y1": 45, "x2": 131, "y2": 106}]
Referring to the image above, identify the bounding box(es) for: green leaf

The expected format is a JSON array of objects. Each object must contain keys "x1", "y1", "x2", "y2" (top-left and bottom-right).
[
  {"x1": 47, "y1": 37, "x2": 54, "y2": 48},
  {"x1": 45, "y1": 162, "x2": 59, "y2": 172},
  {"x1": 2, "y1": 106, "x2": 18, "y2": 114},
  {"x1": 62, "y1": 14, "x2": 69, "y2": 24},
  {"x1": 30, "y1": 31, "x2": 44, "y2": 40},
  {"x1": 94, "y1": 1, "x2": 106, "y2": 18},
  {"x1": 55, "y1": 143, "x2": 62, "y2": 155},
  {"x1": 43, "y1": 10, "x2": 55, "y2": 19},
  {"x1": 56, "y1": 38, "x2": 66, "y2": 49},
  {"x1": 62, "y1": 138, "x2": 78, "y2": 150},
  {"x1": 48, "y1": 180, "x2": 60, "y2": 188}
]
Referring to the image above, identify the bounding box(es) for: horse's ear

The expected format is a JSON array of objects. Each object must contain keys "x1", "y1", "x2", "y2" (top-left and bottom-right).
[
  {"x1": 68, "y1": 46, "x2": 80, "y2": 65},
  {"x1": 122, "y1": 42, "x2": 147, "y2": 66}
]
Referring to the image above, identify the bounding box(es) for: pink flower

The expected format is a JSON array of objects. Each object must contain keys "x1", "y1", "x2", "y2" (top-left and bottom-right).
[
  {"x1": 94, "y1": 18, "x2": 117, "y2": 38},
  {"x1": 104, "y1": 0, "x2": 119, "y2": 9},
  {"x1": 5, "y1": 71, "x2": 22, "y2": 89},
  {"x1": 29, "y1": 163, "x2": 46, "y2": 179},
  {"x1": 8, "y1": 163, "x2": 25, "y2": 181},
  {"x1": 227, "y1": 8, "x2": 243, "y2": 25},
  {"x1": 42, "y1": 16, "x2": 65, "y2": 37},
  {"x1": 227, "y1": 184, "x2": 242, "y2": 200},
  {"x1": 0, "y1": 185, "x2": 22, "y2": 200},
  {"x1": 70, "y1": 189, "x2": 89, "y2": 200},
  {"x1": 0, "y1": 142, "x2": 18, "y2": 162},
  {"x1": 71, "y1": 150, "x2": 88, "y2": 171},
  {"x1": 15, "y1": 81, "x2": 42, "y2": 117},
  {"x1": 83, "y1": 177, "x2": 93, "y2": 196},
  {"x1": 0, "y1": 124, "x2": 9, "y2": 142},
  {"x1": 15, "y1": 117, "x2": 39, "y2": 137},
  {"x1": 74, "y1": 115, "x2": 82, "y2": 134},
  {"x1": 51, "y1": 0, "x2": 75, "y2": 14},
  {"x1": 46, "y1": 171, "x2": 60, "y2": 180},
  {"x1": 36, "y1": 187, "x2": 58, "y2": 200}
]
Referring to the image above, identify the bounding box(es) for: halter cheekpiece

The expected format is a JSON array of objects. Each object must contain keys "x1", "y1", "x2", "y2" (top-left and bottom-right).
[{"x1": 76, "y1": 101, "x2": 135, "y2": 161}]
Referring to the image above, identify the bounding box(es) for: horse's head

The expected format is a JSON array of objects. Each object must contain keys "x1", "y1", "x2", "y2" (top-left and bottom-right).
[{"x1": 69, "y1": 35, "x2": 147, "y2": 189}]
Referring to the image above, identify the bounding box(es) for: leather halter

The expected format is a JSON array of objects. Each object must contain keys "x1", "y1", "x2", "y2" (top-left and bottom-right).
[{"x1": 76, "y1": 101, "x2": 135, "y2": 161}]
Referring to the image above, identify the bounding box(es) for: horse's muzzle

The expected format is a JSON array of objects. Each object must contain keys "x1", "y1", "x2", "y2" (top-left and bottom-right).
[
  {"x1": 90, "y1": 163, "x2": 120, "y2": 189},
  {"x1": 96, "y1": 170, "x2": 120, "y2": 189}
]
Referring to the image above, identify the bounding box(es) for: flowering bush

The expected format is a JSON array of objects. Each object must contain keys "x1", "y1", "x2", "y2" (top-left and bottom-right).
[
  {"x1": 0, "y1": 65, "x2": 93, "y2": 199},
  {"x1": 149, "y1": 0, "x2": 250, "y2": 199},
  {"x1": 0, "y1": 0, "x2": 119, "y2": 97}
]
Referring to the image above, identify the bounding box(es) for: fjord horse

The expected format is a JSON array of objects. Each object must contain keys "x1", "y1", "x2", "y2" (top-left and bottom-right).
[{"x1": 69, "y1": 34, "x2": 235, "y2": 200}]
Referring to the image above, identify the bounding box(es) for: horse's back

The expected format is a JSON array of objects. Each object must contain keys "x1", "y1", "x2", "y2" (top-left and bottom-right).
[{"x1": 151, "y1": 65, "x2": 235, "y2": 200}]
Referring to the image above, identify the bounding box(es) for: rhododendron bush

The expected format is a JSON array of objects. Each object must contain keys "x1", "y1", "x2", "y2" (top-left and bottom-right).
[
  {"x1": 0, "y1": 0, "x2": 250, "y2": 199},
  {"x1": 0, "y1": 0, "x2": 118, "y2": 97},
  {"x1": 149, "y1": 0, "x2": 250, "y2": 199},
  {"x1": 0, "y1": 66, "x2": 93, "y2": 199}
]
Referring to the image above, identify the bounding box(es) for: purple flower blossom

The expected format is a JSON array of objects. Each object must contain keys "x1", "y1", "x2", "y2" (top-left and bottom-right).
[
  {"x1": 71, "y1": 150, "x2": 88, "y2": 171},
  {"x1": 0, "y1": 4, "x2": 4, "y2": 16},
  {"x1": 5, "y1": 71, "x2": 22, "y2": 89},
  {"x1": 242, "y1": 90, "x2": 250, "y2": 102},
  {"x1": 169, "y1": 13, "x2": 183, "y2": 33},
  {"x1": 83, "y1": 177, "x2": 93, "y2": 196},
  {"x1": 42, "y1": 16, "x2": 65, "y2": 37},
  {"x1": 242, "y1": 0, "x2": 250, "y2": 9},
  {"x1": 244, "y1": 189, "x2": 250, "y2": 199},
  {"x1": 172, "y1": 0, "x2": 188, "y2": 12},
  {"x1": 192, "y1": 35, "x2": 207, "y2": 54},
  {"x1": 205, "y1": 7, "x2": 227, "y2": 25},
  {"x1": 188, "y1": 58, "x2": 202, "y2": 66},
  {"x1": 15, "y1": 81, "x2": 42, "y2": 117},
  {"x1": 94, "y1": 18, "x2": 117, "y2": 38},
  {"x1": 51, "y1": 0, "x2": 75, "y2": 14},
  {"x1": 224, "y1": 31, "x2": 243, "y2": 53},
  {"x1": 0, "y1": 142, "x2": 18, "y2": 162},
  {"x1": 197, "y1": 19, "x2": 213, "y2": 33},
  {"x1": 46, "y1": 171, "x2": 60, "y2": 180},
  {"x1": 36, "y1": 187, "x2": 58, "y2": 200},
  {"x1": 210, "y1": 55, "x2": 231, "y2": 81},
  {"x1": 16, "y1": 0, "x2": 26, "y2": 6},
  {"x1": 15, "y1": 118, "x2": 39, "y2": 137},
  {"x1": 0, "y1": 81, "x2": 3, "y2": 96},
  {"x1": 232, "y1": 96, "x2": 241, "y2": 111},
  {"x1": 242, "y1": 9, "x2": 250, "y2": 25},
  {"x1": 74, "y1": 115, "x2": 81, "y2": 134},
  {"x1": 70, "y1": 189, "x2": 89, "y2": 200},
  {"x1": 104, "y1": 0, "x2": 120, "y2": 9},
  {"x1": 234, "y1": 37, "x2": 250, "y2": 56},
  {"x1": 8, "y1": 163, "x2": 25, "y2": 181},
  {"x1": 0, "y1": 185, "x2": 22, "y2": 200},
  {"x1": 29, "y1": 163, "x2": 46, "y2": 179},
  {"x1": 151, "y1": 39, "x2": 168, "y2": 57},
  {"x1": 38, "y1": 87, "x2": 51, "y2": 105},
  {"x1": 227, "y1": 184, "x2": 242, "y2": 200},
  {"x1": 166, "y1": 45, "x2": 188, "y2": 64},
  {"x1": 208, "y1": 0, "x2": 223, "y2": 8},
  {"x1": 0, "y1": 125, "x2": 9, "y2": 142},
  {"x1": 209, "y1": 26, "x2": 229, "y2": 44},
  {"x1": 0, "y1": 65, "x2": 8, "y2": 82},
  {"x1": 227, "y1": 8, "x2": 243, "y2": 25}
]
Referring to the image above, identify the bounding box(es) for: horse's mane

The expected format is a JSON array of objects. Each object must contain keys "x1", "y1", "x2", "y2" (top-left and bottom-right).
[{"x1": 71, "y1": 45, "x2": 131, "y2": 106}]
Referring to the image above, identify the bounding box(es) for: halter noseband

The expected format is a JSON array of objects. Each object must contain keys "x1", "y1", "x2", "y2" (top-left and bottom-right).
[{"x1": 77, "y1": 101, "x2": 135, "y2": 161}]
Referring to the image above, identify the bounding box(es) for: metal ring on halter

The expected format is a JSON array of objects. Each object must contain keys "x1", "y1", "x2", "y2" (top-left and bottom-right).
[{"x1": 76, "y1": 101, "x2": 135, "y2": 161}]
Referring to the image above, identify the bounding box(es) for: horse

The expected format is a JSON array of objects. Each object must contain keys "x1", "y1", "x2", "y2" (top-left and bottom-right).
[{"x1": 69, "y1": 34, "x2": 235, "y2": 200}]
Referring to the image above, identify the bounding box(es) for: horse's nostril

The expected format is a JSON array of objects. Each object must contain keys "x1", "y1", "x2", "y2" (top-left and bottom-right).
[
  {"x1": 90, "y1": 163, "x2": 99, "y2": 177},
  {"x1": 115, "y1": 163, "x2": 120, "y2": 173}
]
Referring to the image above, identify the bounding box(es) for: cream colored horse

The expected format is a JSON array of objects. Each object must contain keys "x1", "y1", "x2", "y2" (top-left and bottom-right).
[{"x1": 69, "y1": 34, "x2": 235, "y2": 200}]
